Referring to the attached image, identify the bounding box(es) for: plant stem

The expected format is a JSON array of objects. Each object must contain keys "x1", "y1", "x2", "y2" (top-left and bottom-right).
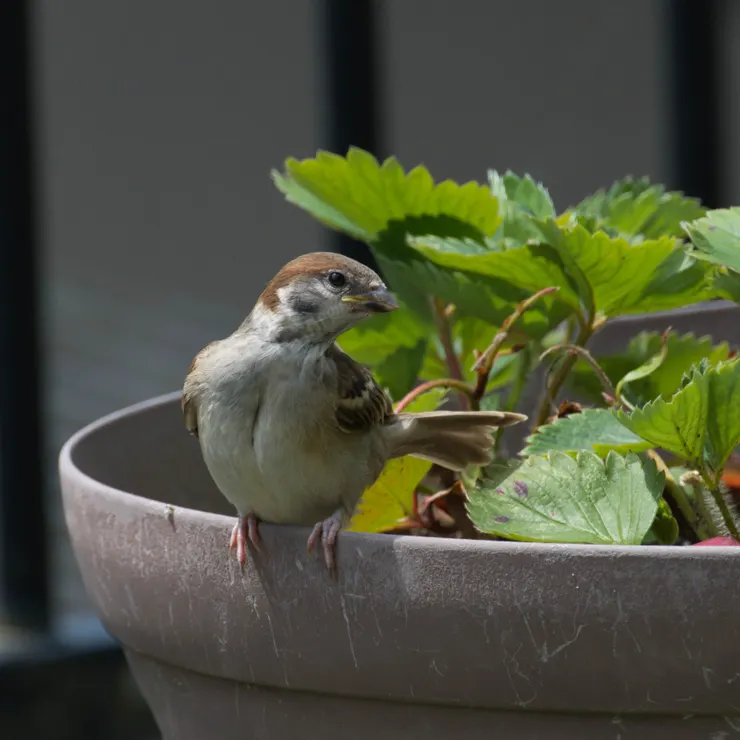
[
  {"x1": 394, "y1": 378, "x2": 475, "y2": 412},
  {"x1": 470, "y1": 286, "x2": 559, "y2": 411},
  {"x1": 539, "y1": 343, "x2": 617, "y2": 400},
  {"x1": 493, "y1": 345, "x2": 533, "y2": 456},
  {"x1": 678, "y1": 469, "x2": 716, "y2": 541},
  {"x1": 472, "y1": 286, "x2": 559, "y2": 375},
  {"x1": 702, "y1": 471, "x2": 740, "y2": 540},
  {"x1": 710, "y1": 486, "x2": 740, "y2": 540},
  {"x1": 534, "y1": 319, "x2": 593, "y2": 428},
  {"x1": 433, "y1": 298, "x2": 464, "y2": 381}
]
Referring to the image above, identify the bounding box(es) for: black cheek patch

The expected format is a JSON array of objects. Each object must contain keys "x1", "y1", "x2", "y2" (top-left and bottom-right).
[{"x1": 289, "y1": 293, "x2": 319, "y2": 314}]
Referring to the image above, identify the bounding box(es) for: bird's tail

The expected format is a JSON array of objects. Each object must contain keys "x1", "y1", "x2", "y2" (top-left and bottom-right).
[{"x1": 387, "y1": 410, "x2": 527, "y2": 471}]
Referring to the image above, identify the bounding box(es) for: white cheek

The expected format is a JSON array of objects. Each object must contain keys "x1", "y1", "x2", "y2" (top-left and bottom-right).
[{"x1": 250, "y1": 301, "x2": 279, "y2": 334}]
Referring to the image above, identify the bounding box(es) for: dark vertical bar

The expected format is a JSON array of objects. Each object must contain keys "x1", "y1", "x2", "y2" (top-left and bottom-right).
[
  {"x1": 666, "y1": 0, "x2": 722, "y2": 207},
  {"x1": 0, "y1": 4, "x2": 49, "y2": 629},
  {"x1": 321, "y1": 0, "x2": 383, "y2": 271}
]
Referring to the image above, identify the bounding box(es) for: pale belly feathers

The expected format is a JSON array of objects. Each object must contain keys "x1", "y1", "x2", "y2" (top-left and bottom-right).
[{"x1": 197, "y1": 342, "x2": 387, "y2": 525}]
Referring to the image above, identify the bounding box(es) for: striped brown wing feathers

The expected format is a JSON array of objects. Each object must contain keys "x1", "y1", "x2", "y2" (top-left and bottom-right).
[{"x1": 327, "y1": 346, "x2": 393, "y2": 433}]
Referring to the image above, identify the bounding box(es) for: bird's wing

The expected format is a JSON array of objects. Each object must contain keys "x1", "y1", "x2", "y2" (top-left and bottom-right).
[
  {"x1": 327, "y1": 345, "x2": 393, "y2": 433},
  {"x1": 182, "y1": 342, "x2": 217, "y2": 438}
]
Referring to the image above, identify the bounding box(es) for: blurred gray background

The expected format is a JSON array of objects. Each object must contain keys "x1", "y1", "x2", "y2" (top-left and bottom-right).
[{"x1": 32, "y1": 0, "x2": 739, "y2": 619}]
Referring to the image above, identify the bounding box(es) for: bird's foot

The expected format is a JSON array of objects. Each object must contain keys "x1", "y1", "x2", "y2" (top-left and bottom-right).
[
  {"x1": 229, "y1": 513, "x2": 261, "y2": 568},
  {"x1": 307, "y1": 511, "x2": 344, "y2": 575}
]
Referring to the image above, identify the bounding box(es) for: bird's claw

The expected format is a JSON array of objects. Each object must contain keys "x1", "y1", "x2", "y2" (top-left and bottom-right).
[
  {"x1": 307, "y1": 514, "x2": 343, "y2": 576},
  {"x1": 230, "y1": 514, "x2": 261, "y2": 568}
]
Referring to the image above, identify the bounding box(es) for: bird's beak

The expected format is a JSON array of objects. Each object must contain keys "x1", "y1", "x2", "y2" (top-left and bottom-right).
[{"x1": 341, "y1": 287, "x2": 399, "y2": 313}]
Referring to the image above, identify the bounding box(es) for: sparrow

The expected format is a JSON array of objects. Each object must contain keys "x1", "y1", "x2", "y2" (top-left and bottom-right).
[{"x1": 182, "y1": 252, "x2": 527, "y2": 572}]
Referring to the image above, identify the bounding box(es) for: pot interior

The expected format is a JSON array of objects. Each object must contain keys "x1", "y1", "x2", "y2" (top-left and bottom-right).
[{"x1": 68, "y1": 394, "x2": 232, "y2": 515}]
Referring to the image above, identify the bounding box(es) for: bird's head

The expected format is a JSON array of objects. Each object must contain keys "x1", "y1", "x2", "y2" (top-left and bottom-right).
[{"x1": 251, "y1": 252, "x2": 398, "y2": 343}]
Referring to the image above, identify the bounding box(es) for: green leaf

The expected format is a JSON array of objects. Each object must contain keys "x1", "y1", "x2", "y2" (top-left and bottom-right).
[
  {"x1": 467, "y1": 451, "x2": 664, "y2": 544},
  {"x1": 337, "y1": 304, "x2": 427, "y2": 366},
  {"x1": 378, "y1": 224, "x2": 569, "y2": 336},
  {"x1": 714, "y1": 269, "x2": 740, "y2": 304},
  {"x1": 490, "y1": 170, "x2": 555, "y2": 220},
  {"x1": 615, "y1": 333, "x2": 668, "y2": 401},
  {"x1": 273, "y1": 148, "x2": 501, "y2": 242},
  {"x1": 617, "y1": 374, "x2": 708, "y2": 466},
  {"x1": 682, "y1": 207, "x2": 740, "y2": 273},
  {"x1": 420, "y1": 324, "x2": 520, "y2": 388},
  {"x1": 705, "y1": 359, "x2": 740, "y2": 473},
  {"x1": 409, "y1": 234, "x2": 580, "y2": 312},
  {"x1": 574, "y1": 176, "x2": 705, "y2": 240},
  {"x1": 647, "y1": 496, "x2": 680, "y2": 545},
  {"x1": 347, "y1": 456, "x2": 432, "y2": 533},
  {"x1": 569, "y1": 330, "x2": 731, "y2": 407},
  {"x1": 401, "y1": 387, "x2": 448, "y2": 413},
  {"x1": 489, "y1": 170, "x2": 555, "y2": 247},
  {"x1": 628, "y1": 249, "x2": 714, "y2": 313},
  {"x1": 534, "y1": 220, "x2": 679, "y2": 318},
  {"x1": 373, "y1": 339, "x2": 427, "y2": 401},
  {"x1": 522, "y1": 408, "x2": 651, "y2": 457}
]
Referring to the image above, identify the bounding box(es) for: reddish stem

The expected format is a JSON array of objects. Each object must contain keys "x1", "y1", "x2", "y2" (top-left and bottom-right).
[{"x1": 394, "y1": 378, "x2": 476, "y2": 413}]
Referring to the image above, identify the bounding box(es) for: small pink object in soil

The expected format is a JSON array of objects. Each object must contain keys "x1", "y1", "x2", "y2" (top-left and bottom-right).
[{"x1": 692, "y1": 536, "x2": 740, "y2": 547}]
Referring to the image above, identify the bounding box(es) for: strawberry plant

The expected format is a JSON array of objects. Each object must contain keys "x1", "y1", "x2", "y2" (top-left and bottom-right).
[{"x1": 274, "y1": 148, "x2": 740, "y2": 547}]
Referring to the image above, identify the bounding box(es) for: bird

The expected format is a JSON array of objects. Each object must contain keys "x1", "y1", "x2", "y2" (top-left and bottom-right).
[{"x1": 182, "y1": 252, "x2": 527, "y2": 573}]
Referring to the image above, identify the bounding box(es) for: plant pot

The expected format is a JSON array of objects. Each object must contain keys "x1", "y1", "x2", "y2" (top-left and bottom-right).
[{"x1": 59, "y1": 303, "x2": 740, "y2": 740}]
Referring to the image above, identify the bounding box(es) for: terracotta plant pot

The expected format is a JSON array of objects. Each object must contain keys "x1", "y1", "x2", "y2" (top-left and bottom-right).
[{"x1": 59, "y1": 302, "x2": 740, "y2": 740}]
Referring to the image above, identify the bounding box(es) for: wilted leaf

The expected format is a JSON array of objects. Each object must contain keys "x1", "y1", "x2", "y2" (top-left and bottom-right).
[
  {"x1": 348, "y1": 456, "x2": 432, "y2": 533},
  {"x1": 467, "y1": 451, "x2": 663, "y2": 544},
  {"x1": 522, "y1": 408, "x2": 650, "y2": 457}
]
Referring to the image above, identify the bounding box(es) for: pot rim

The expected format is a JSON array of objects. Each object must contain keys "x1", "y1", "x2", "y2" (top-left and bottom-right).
[{"x1": 59, "y1": 389, "x2": 740, "y2": 559}]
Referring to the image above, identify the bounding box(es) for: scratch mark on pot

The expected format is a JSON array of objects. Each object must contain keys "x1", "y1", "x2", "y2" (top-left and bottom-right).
[
  {"x1": 727, "y1": 673, "x2": 740, "y2": 685},
  {"x1": 429, "y1": 659, "x2": 445, "y2": 678},
  {"x1": 370, "y1": 608, "x2": 383, "y2": 640},
  {"x1": 723, "y1": 715, "x2": 740, "y2": 732},
  {"x1": 680, "y1": 636, "x2": 693, "y2": 660},
  {"x1": 612, "y1": 593, "x2": 641, "y2": 656},
  {"x1": 703, "y1": 666, "x2": 716, "y2": 689},
  {"x1": 265, "y1": 613, "x2": 280, "y2": 659},
  {"x1": 123, "y1": 583, "x2": 140, "y2": 620},
  {"x1": 502, "y1": 642, "x2": 537, "y2": 708},
  {"x1": 340, "y1": 594, "x2": 359, "y2": 670},
  {"x1": 541, "y1": 624, "x2": 585, "y2": 662}
]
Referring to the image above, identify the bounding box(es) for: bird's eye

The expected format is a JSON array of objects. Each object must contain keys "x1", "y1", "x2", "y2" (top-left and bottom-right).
[{"x1": 327, "y1": 271, "x2": 346, "y2": 289}]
